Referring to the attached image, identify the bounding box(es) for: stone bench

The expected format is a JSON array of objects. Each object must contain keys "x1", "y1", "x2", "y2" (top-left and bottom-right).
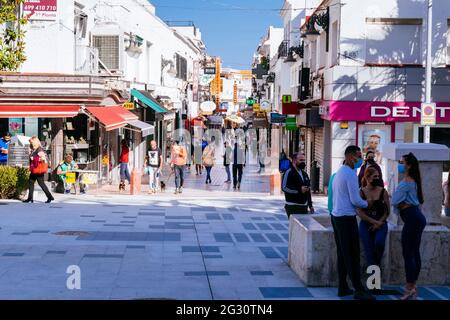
[{"x1": 288, "y1": 214, "x2": 450, "y2": 286}]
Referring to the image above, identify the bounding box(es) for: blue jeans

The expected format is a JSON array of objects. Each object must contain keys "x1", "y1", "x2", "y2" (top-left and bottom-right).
[
  {"x1": 120, "y1": 163, "x2": 130, "y2": 183},
  {"x1": 400, "y1": 206, "x2": 427, "y2": 283},
  {"x1": 224, "y1": 165, "x2": 231, "y2": 181},
  {"x1": 174, "y1": 165, "x2": 185, "y2": 189},
  {"x1": 205, "y1": 166, "x2": 212, "y2": 182},
  {"x1": 359, "y1": 220, "x2": 388, "y2": 267},
  {"x1": 445, "y1": 207, "x2": 450, "y2": 217},
  {"x1": 147, "y1": 166, "x2": 160, "y2": 191}
]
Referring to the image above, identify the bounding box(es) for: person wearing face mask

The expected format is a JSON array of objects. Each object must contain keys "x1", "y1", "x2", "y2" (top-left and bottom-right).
[
  {"x1": 281, "y1": 153, "x2": 314, "y2": 216},
  {"x1": 358, "y1": 150, "x2": 383, "y2": 187},
  {"x1": 392, "y1": 152, "x2": 426, "y2": 300},
  {"x1": 331, "y1": 145, "x2": 375, "y2": 300},
  {"x1": 356, "y1": 166, "x2": 390, "y2": 276}
]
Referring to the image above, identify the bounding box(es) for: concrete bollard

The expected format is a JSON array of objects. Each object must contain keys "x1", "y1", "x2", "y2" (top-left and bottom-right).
[
  {"x1": 130, "y1": 169, "x2": 142, "y2": 195},
  {"x1": 270, "y1": 170, "x2": 281, "y2": 195}
]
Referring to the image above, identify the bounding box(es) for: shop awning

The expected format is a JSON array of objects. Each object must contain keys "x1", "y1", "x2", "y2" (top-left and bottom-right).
[
  {"x1": 0, "y1": 105, "x2": 81, "y2": 118},
  {"x1": 130, "y1": 89, "x2": 168, "y2": 113},
  {"x1": 127, "y1": 120, "x2": 154, "y2": 137},
  {"x1": 225, "y1": 115, "x2": 245, "y2": 124},
  {"x1": 85, "y1": 106, "x2": 138, "y2": 131}
]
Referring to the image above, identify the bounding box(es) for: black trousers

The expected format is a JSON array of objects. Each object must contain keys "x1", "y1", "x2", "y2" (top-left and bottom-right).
[
  {"x1": 284, "y1": 204, "x2": 308, "y2": 218},
  {"x1": 331, "y1": 215, "x2": 364, "y2": 292},
  {"x1": 232, "y1": 164, "x2": 243, "y2": 187},
  {"x1": 28, "y1": 173, "x2": 53, "y2": 200}
]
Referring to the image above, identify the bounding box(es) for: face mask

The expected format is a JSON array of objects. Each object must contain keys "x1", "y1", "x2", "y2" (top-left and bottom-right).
[
  {"x1": 298, "y1": 162, "x2": 306, "y2": 170},
  {"x1": 354, "y1": 158, "x2": 363, "y2": 169},
  {"x1": 371, "y1": 179, "x2": 382, "y2": 186},
  {"x1": 398, "y1": 163, "x2": 406, "y2": 174},
  {"x1": 367, "y1": 158, "x2": 375, "y2": 165}
]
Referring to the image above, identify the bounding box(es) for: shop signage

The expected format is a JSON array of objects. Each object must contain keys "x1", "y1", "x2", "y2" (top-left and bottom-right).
[
  {"x1": 203, "y1": 67, "x2": 216, "y2": 75},
  {"x1": 123, "y1": 102, "x2": 134, "y2": 110},
  {"x1": 200, "y1": 101, "x2": 217, "y2": 113},
  {"x1": 285, "y1": 117, "x2": 297, "y2": 131},
  {"x1": 23, "y1": 0, "x2": 57, "y2": 21},
  {"x1": 282, "y1": 102, "x2": 300, "y2": 115},
  {"x1": 253, "y1": 103, "x2": 260, "y2": 113},
  {"x1": 282, "y1": 95, "x2": 292, "y2": 104},
  {"x1": 323, "y1": 101, "x2": 450, "y2": 123},
  {"x1": 199, "y1": 74, "x2": 215, "y2": 86},
  {"x1": 420, "y1": 103, "x2": 436, "y2": 126},
  {"x1": 318, "y1": 105, "x2": 329, "y2": 115},
  {"x1": 193, "y1": 61, "x2": 200, "y2": 102},
  {"x1": 246, "y1": 98, "x2": 256, "y2": 106},
  {"x1": 260, "y1": 99, "x2": 272, "y2": 112},
  {"x1": 7, "y1": 145, "x2": 30, "y2": 167},
  {"x1": 270, "y1": 113, "x2": 287, "y2": 124}
]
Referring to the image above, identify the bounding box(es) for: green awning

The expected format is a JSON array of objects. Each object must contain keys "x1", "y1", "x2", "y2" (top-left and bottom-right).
[{"x1": 130, "y1": 89, "x2": 167, "y2": 113}]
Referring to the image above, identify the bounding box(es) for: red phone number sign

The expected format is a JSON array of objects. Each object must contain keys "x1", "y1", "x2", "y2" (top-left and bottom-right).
[{"x1": 23, "y1": 0, "x2": 57, "y2": 20}]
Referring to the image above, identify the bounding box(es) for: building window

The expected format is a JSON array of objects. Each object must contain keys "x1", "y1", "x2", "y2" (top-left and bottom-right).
[
  {"x1": 176, "y1": 53, "x2": 187, "y2": 81},
  {"x1": 447, "y1": 20, "x2": 450, "y2": 65},
  {"x1": 331, "y1": 21, "x2": 339, "y2": 66},
  {"x1": 92, "y1": 35, "x2": 120, "y2": 70},
  {"x1": 310, "y1": 40, "x2": 317, "y2": 72},
  {"x1": 365, "y1": 18, "x2": 422, "y2": 65},
  {"x1": 319, "y1": 32, "x2": 327, "y2": 69}
]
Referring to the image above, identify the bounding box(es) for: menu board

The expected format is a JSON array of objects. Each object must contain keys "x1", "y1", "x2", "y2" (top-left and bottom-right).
[{"x1": 7, "y1": 145, "x2": 30, "y2": 167}]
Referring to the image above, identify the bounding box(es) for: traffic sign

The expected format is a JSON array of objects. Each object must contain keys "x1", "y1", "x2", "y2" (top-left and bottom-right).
[
  {"x1": 260, "y1": 99, "x2": 272, "y2": 112},
  {"x1": 421, "y1": 102, "x2": 436, "y2": 126}
]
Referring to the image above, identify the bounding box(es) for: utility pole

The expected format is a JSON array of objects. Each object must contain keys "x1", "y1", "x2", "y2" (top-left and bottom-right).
[{"x1": 424, "y1": 0, "x2": 433, "y2": 143}]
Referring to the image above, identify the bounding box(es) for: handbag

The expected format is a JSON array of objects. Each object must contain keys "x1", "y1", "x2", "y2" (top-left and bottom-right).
[{"x1": 32, "y1": 152, "x2": 49, "y2": 174}]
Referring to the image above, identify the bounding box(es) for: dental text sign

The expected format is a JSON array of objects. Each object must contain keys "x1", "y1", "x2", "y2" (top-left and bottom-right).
[
  {"x1": 322, "y1": 101, "x2": 450, "y2": 123},
  {"x1": 23, "y1": 0, "x2": 57, "y2": 21}
]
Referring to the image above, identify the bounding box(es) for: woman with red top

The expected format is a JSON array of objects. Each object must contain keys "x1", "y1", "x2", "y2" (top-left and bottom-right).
[
  {"x1": 119, "y1": 139, "x2": 131, "y2": 191},
  {"x1": 23, "y1": 136, "x2": 54, "y2": 203}
]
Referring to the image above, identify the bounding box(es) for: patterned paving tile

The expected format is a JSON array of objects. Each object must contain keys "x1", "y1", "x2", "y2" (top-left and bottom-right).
[
  {"x1": 233, "y1": 233, "x2": 250, "y2": 243},
  {"x1": 265, "y1": 234, "x2": 284, "y2": 243},
  {"x1": 46, "y1": 250, "x2": 67, "y2": 255},
  {"x1": 221, "y1": 214, "x2": 235, "y2": 220},
  {"x1": 182, "y1": 246, "x2": 220, "y2": 253},
  {"x1": 258, "y1": 247, "x2": 280, "y2": 259},
  {"x1": 242, "y1": 223, "x2": 257, "y2": 230},
  {"x1": 185, "y1": 271, "x2": 229, "y2": 276},
  {"x1": 165, "y1": 216, "x2": 192, "y2": 220},
  {"x1": 204, "y1": 255, "x2": 223, "y2": 259},
  {"x1": 205, "y1": 213, "x2": 221, "y2": 220},
  {"x1": 11, "y1": 232, "x2": 29, "y2": 235},
  {"x1": 250, "y1": 271, "x2": 274, "y2": 276},
  {"x1": 256, "y1": 223, "x2": 272, "y2": 231},
  {"x1": 2, "y1": 253, "x2": 24, "y2": 257},
  {"x1": 83, "y1": 254, "x2": 124, "y2": 258},
  {"x1": 213, "y1": 233, "x2": 233, "y2": 243},
  {"x1": 249, "y1": 233, "x2": 267, "y2": 243},
  {"x1": 76, "y1": 231, "x2": 181, "y2": 242},
  {"x1": 259, "y1": 287, "x2": 313, "y2": 298}
]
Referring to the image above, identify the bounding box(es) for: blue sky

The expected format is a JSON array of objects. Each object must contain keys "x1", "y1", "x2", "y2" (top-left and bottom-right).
[{"x1": 150, "y1": 0, "x2": 284, "y2": 69}]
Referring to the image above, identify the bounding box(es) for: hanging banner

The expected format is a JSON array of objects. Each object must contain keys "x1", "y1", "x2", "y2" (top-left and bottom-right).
[
  {"x1": 23, "y1": 0, "x2": 58, "y2": 21},
  {"x1": 193, "y1": 61, "x2": 199, "y2": 102}
]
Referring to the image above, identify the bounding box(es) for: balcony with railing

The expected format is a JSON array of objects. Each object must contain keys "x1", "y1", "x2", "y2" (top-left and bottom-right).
[
  {"x1": 75, "y1": 45, "x2": 99, "y2": 75},
  {"x1": 278, "y1": 40, "x2": 289, "y2": 59}
]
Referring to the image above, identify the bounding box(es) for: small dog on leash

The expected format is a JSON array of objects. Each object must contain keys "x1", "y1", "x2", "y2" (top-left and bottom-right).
[
  {"x1": 119, "y1": 181, "x2": 125, "y2": 192},
  {"x1": 159, "y1": 181, "x2": 166, "y2": 192}
]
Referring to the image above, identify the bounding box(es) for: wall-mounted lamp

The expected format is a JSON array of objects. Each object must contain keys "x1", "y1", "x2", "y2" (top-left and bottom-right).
[{"x1": 340, "y1": 121, "x2": 349, "y2": 129}]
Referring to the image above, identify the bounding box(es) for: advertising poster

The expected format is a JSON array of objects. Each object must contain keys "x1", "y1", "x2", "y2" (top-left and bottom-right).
[{"x1": 23, "y1": 0, "x2": 58, "y2": 21}]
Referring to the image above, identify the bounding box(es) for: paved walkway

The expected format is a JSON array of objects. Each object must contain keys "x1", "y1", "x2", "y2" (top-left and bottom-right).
[{"x1": 0, "y1": 191, "x2": 449, "y2": 300}]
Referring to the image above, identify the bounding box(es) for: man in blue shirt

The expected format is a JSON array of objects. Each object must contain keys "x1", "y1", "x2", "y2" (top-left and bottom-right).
[
  {"x1": 331, "y1": 145, "x2": 375, "y2": 301},
  {"x1": 0, "y1": 132, "x2": 11, "y2": 166}
]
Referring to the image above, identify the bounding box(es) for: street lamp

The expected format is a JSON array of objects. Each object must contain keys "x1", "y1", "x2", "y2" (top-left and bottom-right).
[{"x1": 424, "y1": 0, "x2": 433, "y2": 143}]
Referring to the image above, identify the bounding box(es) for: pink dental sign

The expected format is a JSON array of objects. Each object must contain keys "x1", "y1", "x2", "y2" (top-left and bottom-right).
[{"x1": 321, "y1": 101, "x2": 450, "y2": 123}]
